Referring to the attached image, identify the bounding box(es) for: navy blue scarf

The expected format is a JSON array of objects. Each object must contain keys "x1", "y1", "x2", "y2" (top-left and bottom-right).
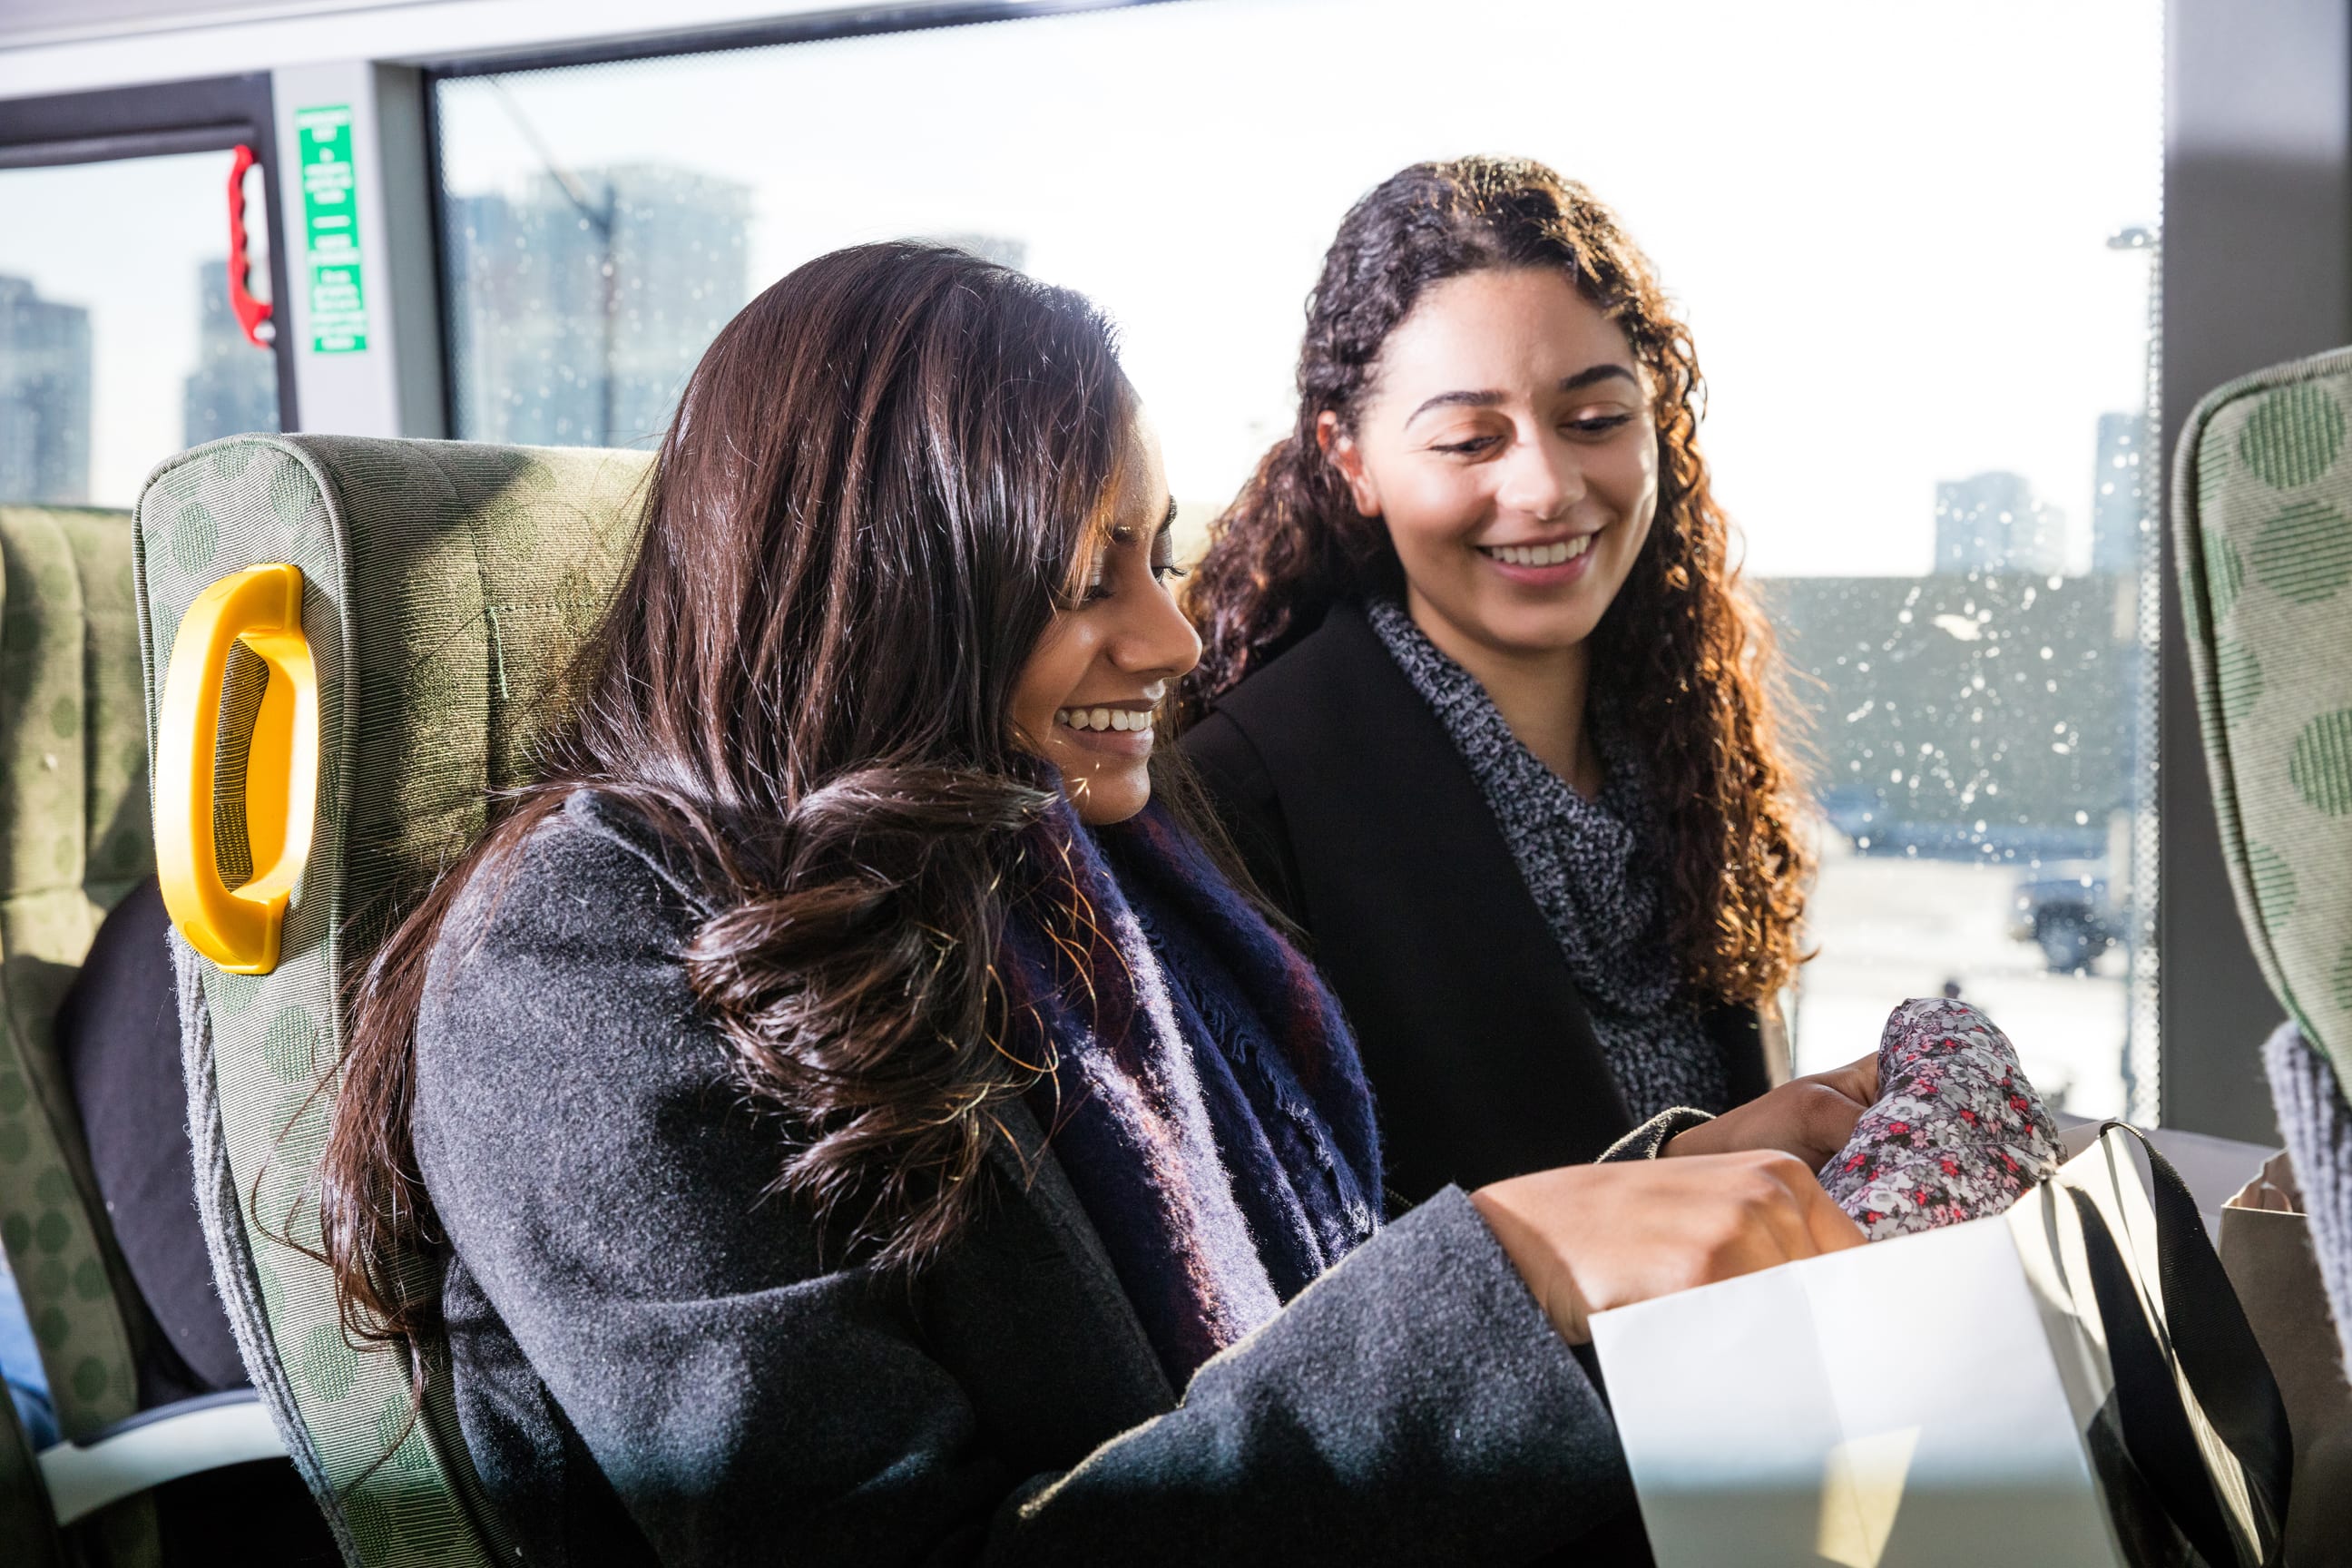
[{"x1": 1001, "y1": 799, "x2": 1382, "y2": 1384}]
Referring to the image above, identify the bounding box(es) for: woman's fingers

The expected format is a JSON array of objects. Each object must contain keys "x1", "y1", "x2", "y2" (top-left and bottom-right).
[
  {"x1": 1794, "y1": 1083, "x2": 1866, "y2": 1166},
  {"x1": 1846, "y1": 1052, "x2": 1881, "y2": 1105},
  {"x1": 1808, "y1": 1053, "x2": 1879, "y2": 1110},
  {"x1": 1787, "y1": 1163, "x2": 1869, "y2": 1254},
  {"x1": 1472, "y1": 1151, "x2": 1874, "y2": 1347},
  {"x1": 1724, "y1": 1153, "x2": 1863, "y2": 1272},
  {"x1": 1722, "y1": 1168, "x2": 1817, "y2": 1276},
  {"x1": 1666, "y1": 1054, "x2": 1885, "y2": 1170}
]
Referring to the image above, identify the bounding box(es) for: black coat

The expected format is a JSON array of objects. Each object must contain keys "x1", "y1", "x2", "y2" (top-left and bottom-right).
[
  {"x1": 1183, "y1": 603, "x2": 1777, "y2": 1206},
  {"x1": 415, "y1": 789, "x2": 1658, "y2": 1566}
]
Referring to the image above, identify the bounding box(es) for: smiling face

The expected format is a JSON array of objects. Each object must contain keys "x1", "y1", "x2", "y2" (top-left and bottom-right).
[
  {"x1": 1010, "y1": 411, "x2": 1201, "y2": 825},
  {"x1": 1323, "y1": 267, "x2": 1659, "y2": 671}
]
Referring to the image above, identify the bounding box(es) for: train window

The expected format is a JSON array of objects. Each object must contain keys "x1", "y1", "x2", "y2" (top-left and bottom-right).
[
  {"x1": 0, "y1": 150, "x2": 279, "y2": 508},
  {"x1": 431, "y1": 0, "x2": 2161, "y2": 1115}
]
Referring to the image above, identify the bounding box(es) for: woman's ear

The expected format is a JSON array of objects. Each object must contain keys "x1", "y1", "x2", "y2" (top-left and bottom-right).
[{"x1": 1316, "y1": 410, "x2": 1382, "y2": 519}]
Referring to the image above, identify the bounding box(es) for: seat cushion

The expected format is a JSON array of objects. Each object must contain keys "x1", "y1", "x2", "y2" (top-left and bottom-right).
[
  {"x1": 0, "y1": 504, "x2": 158, "y2": 1450},
  {"x1": 61, "y1": 877, "x2": 239, "y2": 1398}
]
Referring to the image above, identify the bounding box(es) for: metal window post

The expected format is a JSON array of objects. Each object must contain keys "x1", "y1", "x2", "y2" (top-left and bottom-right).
[
  {"x1": 269, "y1": 61, "x2": 443, "y2": 439},
  {"x1": 2157, "y1": 0, "x2": 2352, "y2": 1140}
]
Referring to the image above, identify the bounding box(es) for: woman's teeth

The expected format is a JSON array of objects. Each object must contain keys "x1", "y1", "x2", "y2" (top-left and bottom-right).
[
  {"x1": 1481, "y1": 536, "x2": 1592, "y2": 567},
  {"x1": 1056, "y1": 706, "x2": 1154, "y2": 733}
]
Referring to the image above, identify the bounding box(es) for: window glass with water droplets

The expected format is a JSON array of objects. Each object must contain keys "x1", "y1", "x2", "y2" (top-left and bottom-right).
[{"x1": 434, "y1": 0, "x2": 2162, "y2": 1119}]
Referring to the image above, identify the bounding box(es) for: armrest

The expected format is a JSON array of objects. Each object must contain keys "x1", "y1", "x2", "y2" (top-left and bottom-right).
[{"x1": 38, "y1": 1388, "x2": 287, "y2": 1525}]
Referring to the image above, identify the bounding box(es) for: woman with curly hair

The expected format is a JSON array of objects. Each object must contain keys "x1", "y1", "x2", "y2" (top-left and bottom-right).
[{"x1": 1182, "y1": 157, "x2": 1873, "y2": 1205}]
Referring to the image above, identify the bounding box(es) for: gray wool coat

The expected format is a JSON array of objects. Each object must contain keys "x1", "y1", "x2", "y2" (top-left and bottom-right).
[{"x1": 412, "y1": 791, "x2": 1683, "y2": 1567}]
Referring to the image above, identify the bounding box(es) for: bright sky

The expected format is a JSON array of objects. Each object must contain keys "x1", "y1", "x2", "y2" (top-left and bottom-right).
[
  {"x1": 2, "y1": 0, "x2": 2159, "y2": 575},
  {"x1": 438, "y1": 0, "x2": 2161, "y2": 576}
]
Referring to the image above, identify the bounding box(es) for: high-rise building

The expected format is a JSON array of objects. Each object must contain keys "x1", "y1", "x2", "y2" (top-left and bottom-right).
[
  {"x1": 1934, "y1": 471, "x2": 2064, "y2": 576},
  {"x1": 0, "y1": 274, "x2": 93, "y2": 505},
  {"x1": 183, "y1": 259, "x2": 280, "y2": 448},
  {"x1": 445, "y1": 166, "x2": 751, "y2": 448},
  {"x1": 2090, "y1": 411, "x2": 2145, "y2": 574}
]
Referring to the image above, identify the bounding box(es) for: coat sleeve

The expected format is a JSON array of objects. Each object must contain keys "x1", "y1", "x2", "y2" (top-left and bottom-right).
[{"x1": 413, "y1": 808, "x2": 1642, "y2": 1568}]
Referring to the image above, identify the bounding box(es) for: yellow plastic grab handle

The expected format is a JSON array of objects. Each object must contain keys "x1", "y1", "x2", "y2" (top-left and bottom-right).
[{"x1": 156, "y1": 564, "x2": 320, "y2": 975}]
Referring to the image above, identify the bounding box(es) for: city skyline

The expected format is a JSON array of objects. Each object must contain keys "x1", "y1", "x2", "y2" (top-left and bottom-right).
[
  {"x1": 0, "y1": 272, "x2": 91, "y2": 505},
  {"x1": 1935, "y1": 471, "x2": 2067, "y2": 579},
  {"x1": 183, "y1": 257, "x2": 279, "y2": 448},
  {"x1": 2092, "y1": 412, "x2": 2148, "y2": 575},
  {"x1": 445, "y1": 165, "x2": 750, "y2": 449}
]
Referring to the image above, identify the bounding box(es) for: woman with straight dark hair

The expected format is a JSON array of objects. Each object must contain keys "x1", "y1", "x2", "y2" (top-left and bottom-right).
[
  {"x1": 318, "y1": 241, "x2": 1861, "y2": 1567},
  {"x1": 1181, "y1": 157, "x2": 1877, "y2": 1206}
]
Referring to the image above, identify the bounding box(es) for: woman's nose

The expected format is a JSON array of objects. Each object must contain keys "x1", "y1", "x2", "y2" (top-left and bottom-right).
[
  {"x1": 1496, "y1": 433, "x2": 1584, "y2": 522},
  {"x1": 1117, "y1": 575, "x2": 1203, "y2": 681}
]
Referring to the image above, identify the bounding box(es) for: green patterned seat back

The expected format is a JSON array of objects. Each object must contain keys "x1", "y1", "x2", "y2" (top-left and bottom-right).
[
  {"x1": 133, "y1": 436, "x2": 652, "y2": 1567},
  {"x1": 0, "y1": 504, "x2": 162, "y2": 1563},
  {"x1": 2176, "y1": 348, "x2": 2352, "y2": 1094}
]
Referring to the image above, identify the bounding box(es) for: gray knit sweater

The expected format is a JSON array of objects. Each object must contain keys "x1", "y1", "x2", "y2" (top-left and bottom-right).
[
  {"x1": 2265, "y1": 1021, "x2": 2352, "y2": 1373},
  {"x1": 1366, "y1": 600, "x2": 1727, "y2": 1122}
]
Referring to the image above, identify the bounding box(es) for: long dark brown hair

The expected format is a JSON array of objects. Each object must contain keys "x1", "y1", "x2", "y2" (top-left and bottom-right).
[
  {"x1": 320, "y1": 242, "x2": 1158, "y2": 1349},
  {"x1": 1181, "y1": 156, "x2": 1811, "y2": 1005}
]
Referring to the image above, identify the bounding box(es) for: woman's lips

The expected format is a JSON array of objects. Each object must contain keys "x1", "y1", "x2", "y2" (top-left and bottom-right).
[
  {"x1": 1476, "y1": 534, "x2": 1599, "y2": 587},
  {"x1": 1054, "y1": 704, "x2": 1155, "y2": 758}
]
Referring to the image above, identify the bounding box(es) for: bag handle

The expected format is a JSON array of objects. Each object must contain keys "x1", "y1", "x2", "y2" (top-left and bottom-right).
[{"x1": 2071, "y1": 1121, "x2": 2292, "y2": 1567}]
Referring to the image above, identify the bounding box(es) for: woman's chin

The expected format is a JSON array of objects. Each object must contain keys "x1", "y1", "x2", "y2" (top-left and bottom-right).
[
  {"x1": 1056, "y1": 759, "x2": 1152, "y2": 826},
  {"x1": 1457, "y1": 599, "x2": 1612, "y2": 658}
]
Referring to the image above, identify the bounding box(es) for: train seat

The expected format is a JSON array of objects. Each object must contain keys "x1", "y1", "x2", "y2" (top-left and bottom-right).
[
  {"x1": 0, "y1": 500, "x2": 191, "y2": 1563},
  {"x1": 2176, "y1": 352, "x2": 2352, "y2": 1125},
  {"x1": 135, "y1": 433, "x2": 651, "y2": 1566},
  {"x1": 2176, "y1": 345, "x2": 2352, "y2": 1553}
]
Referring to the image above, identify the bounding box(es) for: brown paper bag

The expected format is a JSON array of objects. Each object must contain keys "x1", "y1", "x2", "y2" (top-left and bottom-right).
[{"x1": 2219, "y1": 1171, "x2": 2352, "y2": 1566}]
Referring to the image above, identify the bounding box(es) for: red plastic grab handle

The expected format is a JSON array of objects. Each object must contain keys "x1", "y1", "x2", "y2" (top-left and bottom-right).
[{"x1": 227, "y1": 143, "x2": 273, "y2": 349}]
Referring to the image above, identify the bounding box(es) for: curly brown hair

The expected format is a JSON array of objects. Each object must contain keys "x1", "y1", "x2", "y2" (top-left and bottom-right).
[{"x1": 1181, "y1": 155, "x2": 1811, "y2": 1005}]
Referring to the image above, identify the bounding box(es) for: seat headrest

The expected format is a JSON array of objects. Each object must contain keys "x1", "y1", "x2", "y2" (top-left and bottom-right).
[{"x1": 2176, "y1": 349, "x2": 2352, "y2": 1093}]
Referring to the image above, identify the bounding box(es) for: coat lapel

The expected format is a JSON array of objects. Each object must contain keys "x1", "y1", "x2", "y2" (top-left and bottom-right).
[{"x1": 1209, "y1": 604, "x2": 1638, "y2": 1200}]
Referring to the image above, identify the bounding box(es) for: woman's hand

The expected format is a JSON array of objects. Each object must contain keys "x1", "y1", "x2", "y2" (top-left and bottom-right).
[
  {"x1": 1470, "y1": 1152, "x2": 1864, "y2": 1345},
  {"x1": 1661, "y1": 1054, "x2": 1880, "y2": 1170}
]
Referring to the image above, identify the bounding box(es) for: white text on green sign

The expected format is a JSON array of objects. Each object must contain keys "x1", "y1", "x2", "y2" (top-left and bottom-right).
[{"x1": 295, "y1": 104, "x2": 368, "y2": 354}]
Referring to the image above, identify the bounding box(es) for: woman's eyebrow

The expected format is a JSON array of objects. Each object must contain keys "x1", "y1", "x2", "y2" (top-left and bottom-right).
[
  {"x1": 1404, "y1": 363, "x2": 1639, "y2": 426},
  {"x1": 1559, "y1": 363, "x2": 1638, "y2": 393},
  {"x1": 1159, "y1": 495, "x2": 1179, "y2": 532}
]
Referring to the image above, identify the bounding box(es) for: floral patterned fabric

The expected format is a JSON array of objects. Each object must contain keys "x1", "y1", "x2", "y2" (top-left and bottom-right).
[{"x1": 1820, "y1": 998, "x2": 2064, "y2": 1241}]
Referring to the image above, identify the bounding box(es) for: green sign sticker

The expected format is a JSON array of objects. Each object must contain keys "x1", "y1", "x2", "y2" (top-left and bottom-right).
[{"x1": 295, "y1": 104, "x2": 368, "y2": 354}]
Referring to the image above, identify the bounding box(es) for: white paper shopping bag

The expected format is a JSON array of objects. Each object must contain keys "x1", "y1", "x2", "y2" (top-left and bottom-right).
[
  {"x1": 1590, "y1": 1124, "x2": 2291, "y2": 1568},
  {"x1": 1592, "y1": 1210, "x2": 2122, "y2": 1567}
]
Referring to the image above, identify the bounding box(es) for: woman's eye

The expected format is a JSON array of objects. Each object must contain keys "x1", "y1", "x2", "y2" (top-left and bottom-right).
[
  {"x1": 1152, "y1": 558, "x2": 1189, "y2": 583},
  {"x1": 1570, "y1": 413, "x2": 1637, "y2": 436},
  {"x1": 1432, "y1": 435, "x2": 1501, "y2": 456}
]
